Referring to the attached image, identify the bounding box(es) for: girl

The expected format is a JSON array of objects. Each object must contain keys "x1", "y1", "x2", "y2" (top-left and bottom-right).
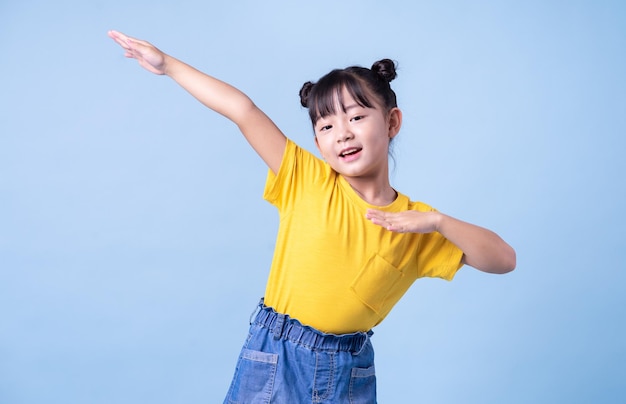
[{"x1": 108, "y1": 30, "x2": 515, "y2": 403}]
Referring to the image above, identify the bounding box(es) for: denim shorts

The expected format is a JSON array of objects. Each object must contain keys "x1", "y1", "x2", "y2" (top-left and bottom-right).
[{"x1": 224, "y1": 300, "x2": 376, "y2": 403}]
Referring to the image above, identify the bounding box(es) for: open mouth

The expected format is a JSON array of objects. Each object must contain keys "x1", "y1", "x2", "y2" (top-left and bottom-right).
[{"x1": 339, "y1": 147, "x2": 362, "y2": 158}]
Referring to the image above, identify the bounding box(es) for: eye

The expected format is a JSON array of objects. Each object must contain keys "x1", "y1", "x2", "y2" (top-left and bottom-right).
[
  {"x1": 318, "y1": 124, "x2": 332, "y2": 132},
  {"x1": 350, "y1": 115, "x2": 364, "y2": 122}
]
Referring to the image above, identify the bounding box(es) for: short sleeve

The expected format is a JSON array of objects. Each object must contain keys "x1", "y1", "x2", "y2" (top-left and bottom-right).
[
  {"x1": 263, "y1": 139, "x2": 296, "y2": 208},
  {"x1": 416, "y1": 232, "x2": 464, "y2": 280},
  {"x1": 410, "y1": 203, "x2": 464, "y2": 280},
  {"x1": 263, "y1": 138, "x2": 329, "y2": 211}
]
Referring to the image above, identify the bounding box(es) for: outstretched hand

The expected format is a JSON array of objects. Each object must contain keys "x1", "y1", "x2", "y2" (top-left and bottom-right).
[
  {"x1": 108, "y1": 30, "x2": 167, "y2": 75},
  {"x1": 366, "y1": 209, "x2": 440, "y2": 233}
]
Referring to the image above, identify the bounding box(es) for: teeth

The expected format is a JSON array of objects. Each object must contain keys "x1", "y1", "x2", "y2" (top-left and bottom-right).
[{"x1": 341, "y1": 148, "x2": 359, "y2": 157}]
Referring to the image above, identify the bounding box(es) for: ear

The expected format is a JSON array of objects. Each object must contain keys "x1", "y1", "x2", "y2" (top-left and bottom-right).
[{"x1": 387, "y1": 108, "x2": 402, "y2": 139}]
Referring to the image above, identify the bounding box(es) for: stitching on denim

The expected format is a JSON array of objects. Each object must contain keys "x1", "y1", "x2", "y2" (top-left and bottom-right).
[
  {"x1": 263, "y1": 361, "x2": 277, "y2": 404},
  {"x1": 349, "y1": 365, "x2": 376, "y2": 403},
  {"x1": 312, "y1": 352, "x2": 320, "y2": 402},
  {"x1": 312, "y1": 352, "x2": 335, "y2": 402},
  {"x1": 326, "y1": 353, "x2": 336, "y2": 401},
  {"x1": 349, "y1": 372, "x2": 354, "y2": 404}
]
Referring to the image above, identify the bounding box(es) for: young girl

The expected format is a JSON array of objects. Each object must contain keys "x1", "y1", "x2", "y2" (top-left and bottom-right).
[{"x1": 109, "y1": 30, "x2": 515, "y2": 403}]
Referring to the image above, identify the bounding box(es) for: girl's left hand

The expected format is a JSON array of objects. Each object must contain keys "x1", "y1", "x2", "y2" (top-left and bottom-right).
[{"x1": 365, "y1": 209, "x2": 441, "y2": 233}]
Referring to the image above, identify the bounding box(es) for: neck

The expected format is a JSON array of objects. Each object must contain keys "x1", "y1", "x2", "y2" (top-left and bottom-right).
[{"x1": 343, "y1": 176, "x2": 397, "y2": 206}]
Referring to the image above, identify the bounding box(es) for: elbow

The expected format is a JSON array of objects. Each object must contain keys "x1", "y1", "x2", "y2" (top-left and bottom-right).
[
  {"x1": 496, "y1": 246, "x2": 517, "y2": 274},
  {"x1": 473, "y1": 245, "x2": 516, "y2": 275},
  {"x1": 463, "y1": 240, "x2": 517, "y2": 275}
]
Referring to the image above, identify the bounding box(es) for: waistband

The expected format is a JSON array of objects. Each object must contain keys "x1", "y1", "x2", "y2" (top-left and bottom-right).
[{"x1": 251, "y1": 300, "x2": 373, "y2": 354}]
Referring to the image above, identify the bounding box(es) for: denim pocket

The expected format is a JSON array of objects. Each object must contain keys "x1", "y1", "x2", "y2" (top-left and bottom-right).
[
  {"x1": 225, "y1": 349, "x2": 278, "y2": 403},
  {"x1": 350, "y1": 254, "x2": 403, "y2": 316},
  {"x1": 349, "y1": 365, "x2": 377, "y2": 403}
]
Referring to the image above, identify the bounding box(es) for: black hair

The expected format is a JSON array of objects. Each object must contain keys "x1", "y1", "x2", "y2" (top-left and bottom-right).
[{"x1": 299, "y1": 59, "x2": 398, "y2": 126}]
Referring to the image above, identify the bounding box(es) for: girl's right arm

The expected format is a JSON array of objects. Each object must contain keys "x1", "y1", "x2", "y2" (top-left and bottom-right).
[{"x1": 108, "y1": 30, "x2": 286, "y2": 173}]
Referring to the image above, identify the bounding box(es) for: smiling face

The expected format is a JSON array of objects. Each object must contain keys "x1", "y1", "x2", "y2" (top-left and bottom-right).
[{"x1": 314, "y1": 86, "x2": 402, "y2": 181}]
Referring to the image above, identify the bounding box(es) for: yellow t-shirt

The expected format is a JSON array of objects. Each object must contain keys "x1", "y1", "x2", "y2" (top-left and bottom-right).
[{"x1": 263, "y1": 139, "x2": 463, "y2": 334}]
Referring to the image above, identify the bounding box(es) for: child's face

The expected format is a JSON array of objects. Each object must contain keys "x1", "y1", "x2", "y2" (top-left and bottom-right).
[{"x1": 314, "y1": 87, "x2": 401, "y2": 180}]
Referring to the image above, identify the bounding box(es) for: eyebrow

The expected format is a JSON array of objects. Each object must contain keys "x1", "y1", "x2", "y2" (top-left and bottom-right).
[{"x1": 343, "y1": 103, "x2": 362, "y2": 112}]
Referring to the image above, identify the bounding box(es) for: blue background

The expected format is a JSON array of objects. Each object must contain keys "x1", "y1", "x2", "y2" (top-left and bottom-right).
[{"x1": 1, "y1": 1, "x2": 625, "y2": 403}]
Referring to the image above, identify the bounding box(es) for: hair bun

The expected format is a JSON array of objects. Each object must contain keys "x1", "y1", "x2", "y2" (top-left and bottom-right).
[
  {"x1": 371, "y1": 59, "x2": 397, "y2": 83},
  {"x1": 299, "y1": 81, "x2": 315, "y2": 107}
]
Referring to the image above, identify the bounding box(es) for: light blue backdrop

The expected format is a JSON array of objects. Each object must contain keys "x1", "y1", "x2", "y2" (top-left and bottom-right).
[{"x1": 1, "y1": 1, "x2": 624, "y2": 403}]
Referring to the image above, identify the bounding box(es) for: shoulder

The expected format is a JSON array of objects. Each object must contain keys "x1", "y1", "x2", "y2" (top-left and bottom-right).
[
  {"x1": 265, "y1": 137, "x2": 332, "y2": 195},
  {"x1": 285, "y1": 138, "x2": 318, "y2": 163},
  {"x1": 287, "y1": 138, "x2": 334, "y2": 178}
]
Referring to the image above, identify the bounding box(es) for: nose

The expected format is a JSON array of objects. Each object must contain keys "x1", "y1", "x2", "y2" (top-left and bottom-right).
[{"x1": 336, "y1": 123, "x2": 354, "y2": 143}]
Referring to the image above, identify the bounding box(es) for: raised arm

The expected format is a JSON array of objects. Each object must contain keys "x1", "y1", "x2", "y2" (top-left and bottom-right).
[
  {"x1": 108, "y1": 30, "x2": 286, "y2": 173},
  {"x1": 366, "y1": 209, "x2": 516, "y2": 274}
]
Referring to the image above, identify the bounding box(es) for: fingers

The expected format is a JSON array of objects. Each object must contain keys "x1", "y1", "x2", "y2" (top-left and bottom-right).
[
  {"x1": 108, "y1": 30, "x2": 129, "y2": 48},
  {"x1": 109, "y1": 30, "x2": 166, "y2": 75},
  {"x1": 365, "y1": 209, "x2": 428, "y2": 233},
  {"x1": 109, "y1": 31, "x2": 136, "y2": 58},
  {"x1": 109, "y1": 31, "x2": 145, "y2": 62},
  {"x1": 365, "y1": 209, "x2": 396, "y2": 231},
  {"x1": 365, "y1": 208, "x2": 384, "y2": 219},
  {"x1": 108, "y1": 30, "x2": 144, "y2": 52},
  {"x1": 365, "y1": 209, "x2": 395, "y2": 222}
]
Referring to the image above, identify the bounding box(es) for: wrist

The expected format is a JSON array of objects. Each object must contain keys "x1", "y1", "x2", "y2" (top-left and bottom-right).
[
  {"x1": 432, "y1": 211, "x2": 445, "y2": 233},
  {"x1": 162, "y1": 54, "x2": 176, "y2": 76}
]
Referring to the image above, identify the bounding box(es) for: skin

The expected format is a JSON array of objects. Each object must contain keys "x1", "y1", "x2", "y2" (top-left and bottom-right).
[
  {"x1": 107, "y1": 30, "x2": 286, "y2": 173},
  {"x1": 108, "y1": 30, "x2": 516, "y2": 274},
  {"x1": 313, "y1": 88, "x2": 402, "y2": 206}
]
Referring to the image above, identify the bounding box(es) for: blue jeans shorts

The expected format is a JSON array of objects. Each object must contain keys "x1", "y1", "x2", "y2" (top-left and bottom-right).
[{"x1": 224, "y1": 299, "x2": 376, "y2": 403}]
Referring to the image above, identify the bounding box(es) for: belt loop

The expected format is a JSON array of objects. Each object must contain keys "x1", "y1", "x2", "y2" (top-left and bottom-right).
[
  {"x1": 273, "y1": 313, "x2": 285, "y2": 340},
  {"x1": 249, "y1": 305, "x2": 259, "y2": 325},
  {"x1": 354, "y1": 330, "x2": 373, "y2": 356},
  {"x1": 249, "y1": 298, "x2": 263, "y2": 324}
]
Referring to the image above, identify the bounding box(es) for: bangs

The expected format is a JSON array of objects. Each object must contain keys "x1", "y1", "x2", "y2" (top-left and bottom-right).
[{"x1": 308, "y1": 72, "x2": 376, "y2": 124}]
